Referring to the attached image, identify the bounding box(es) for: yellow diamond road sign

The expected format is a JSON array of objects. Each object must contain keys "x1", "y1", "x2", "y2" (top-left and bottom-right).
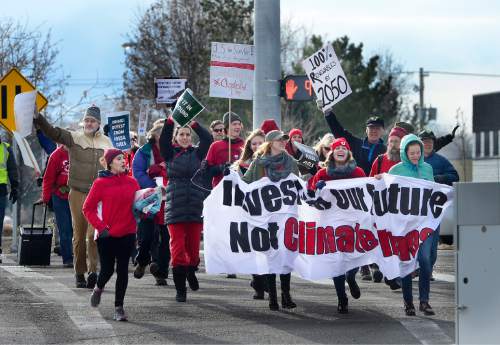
[{"x1": 0, "y1": 68, "x2": 48, "y2": 132}]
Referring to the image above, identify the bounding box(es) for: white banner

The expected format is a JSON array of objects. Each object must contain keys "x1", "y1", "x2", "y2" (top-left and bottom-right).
[
  {"x1": 155, "y1": 78, "x2": 187, "y2": 104},
  {"x1": 203, "y1": 172, "x2": 453, "y2": 280},
  {"x1": 302, "y1": 44, "x2": 352, "y2": 112},
  {"x1": 209, "y1": 42, "x2": 255, "y2": 100}
]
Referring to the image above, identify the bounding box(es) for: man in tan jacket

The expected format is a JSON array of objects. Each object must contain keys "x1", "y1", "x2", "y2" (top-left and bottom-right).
[{"x1": 34, "y1": 106, "x2": 113, "y2": 288}]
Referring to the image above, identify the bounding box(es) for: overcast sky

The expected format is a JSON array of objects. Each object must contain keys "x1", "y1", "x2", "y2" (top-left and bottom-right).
[{"x1": 3, "y1": 0, "x2": 500, "y2": 131}]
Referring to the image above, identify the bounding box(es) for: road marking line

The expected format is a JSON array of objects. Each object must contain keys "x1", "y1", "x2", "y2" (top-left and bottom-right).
[
  {"x1": 398, "y1": 318, "x2": 453, "y2": 345},
  {"x1": 0, "y1": 261, "x2": 118, "y2": 344}
]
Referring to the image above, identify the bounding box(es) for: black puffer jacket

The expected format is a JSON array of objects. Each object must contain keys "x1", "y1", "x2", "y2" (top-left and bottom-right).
[{"x1": 159, "y1": 118, "x2": 212, "y2": 224}]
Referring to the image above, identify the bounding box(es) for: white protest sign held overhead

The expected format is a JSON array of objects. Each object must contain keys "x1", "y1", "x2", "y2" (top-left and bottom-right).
[
  {"x1": 137, "y1": 100, "x2": 150, "y2": 137},
  {"x1": 155, "y1": 78, "x2": 187, "y2": 104},
  {"x1": 14, "y1": 91, "x2": 36, "y2": 137},
  {"x1": 302, "y1": 43, "x2": 352, "y2": 112},
  {"x1": 210, "y1": 42, "x2": 255, "y2": 100}
]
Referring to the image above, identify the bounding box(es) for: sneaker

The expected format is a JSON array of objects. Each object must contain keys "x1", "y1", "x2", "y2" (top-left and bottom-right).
[
  {"x1": 134, "y1": 265, "x2": 146, "y2": 279},
  {"x1": 90, "y1": 287, "x2": 103, "y2": 307},
  {"x1": 76, "y1": 274, "x2": 87, "y2": 288},
  {"x1": 346, "y1": 275, "x2": 361, "y2": 299},
  {"x1": 360, "y1": 266, "x2": 372, "y2": 281},
  {"x1": 87, "y1": 272, "x2": 98, "y2": 289},
  {"x1": 372, "y1": 269, "x2": 383, "y2": 283},
  {"x1": 149, "y1": 262, "x2": 160, "y2": 277},
  {"x1": 405, "y1": 301, "x2": 416, "y2": 316},
  {"x1": 338, "y1": 299, "x2": 348, "y2": 314},
  {"x1": 419, "y1": 302, "x2": 435, "y2": 316},
  {"x1": 113, "y1": 306, "x2": 128, "y2": 321},
  {"x1": 226, "y1": 274, "x2": 237, "y2": 279}
]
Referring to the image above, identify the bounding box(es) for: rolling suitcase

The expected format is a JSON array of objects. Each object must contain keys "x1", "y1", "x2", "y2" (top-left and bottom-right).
[{"x1": 17, "y1": 202, "x2": 53, "y2": 266}]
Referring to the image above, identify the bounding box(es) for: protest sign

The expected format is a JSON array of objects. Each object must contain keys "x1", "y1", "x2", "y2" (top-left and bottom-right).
[
  {"x1": 14, "y1": 91, "x2": 37, "y2": 137},
  {"x1": 302, "y1": 43, "x2": 352, "y2": 112},
  {"x1": 293, "y1": 141, "x2": 319, "y2": 170},
  {"x1": 155, "y1": 78, "x2": 187, "y2": 105},
  {"x1": 137, "y1": 100, "x2": 150, "y2": 138},
  {"x1": 107, "y1": 112, "x2": 131, "y2": 150},
  {"x1": 209, "y1": 42, "x2": 255, "y2": 100},
  {"x1": 203, "y1": 172, "x2": 453, "y2": 280},
  {"x1": 12, "y1": 131, "x2": 40, "y2": 173},
  {"x1": 171, "y1": 88, "x2": 205, "y2": 127}
]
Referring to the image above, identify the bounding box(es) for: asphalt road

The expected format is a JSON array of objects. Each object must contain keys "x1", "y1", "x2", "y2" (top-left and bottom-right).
[{"x1": 0, "y1": 245, "x2": 455, "y2": 345}]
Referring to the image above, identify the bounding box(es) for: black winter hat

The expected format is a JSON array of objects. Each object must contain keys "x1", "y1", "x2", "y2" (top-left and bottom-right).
[
  {"x1": 419, "y1": 129, "x2": 436, "y2": 141},
  {"x1": 366, "y1": 116, "x2": 384, "y2": 128}
]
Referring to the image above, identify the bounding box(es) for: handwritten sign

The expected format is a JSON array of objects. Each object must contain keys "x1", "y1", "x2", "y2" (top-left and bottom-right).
[
  {"x1": 302, "y1": 44, "x2": 352, "y2": 112},
  {"x1": 155, "y1": 78, "x2": 187, "y2": 105},
  {"x1": 209, "y1": 42, "x2": 255, "y2": 100}
]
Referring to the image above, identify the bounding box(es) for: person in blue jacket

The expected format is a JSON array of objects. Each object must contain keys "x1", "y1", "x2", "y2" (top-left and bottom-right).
[{"x1": 419, "y1": 129, "x2": 459, "y2": 281}]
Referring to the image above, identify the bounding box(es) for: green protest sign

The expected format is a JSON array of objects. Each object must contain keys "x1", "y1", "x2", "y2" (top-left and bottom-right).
[{"x1": 171, "y1": 88, "x2": 205, "y2": 127}]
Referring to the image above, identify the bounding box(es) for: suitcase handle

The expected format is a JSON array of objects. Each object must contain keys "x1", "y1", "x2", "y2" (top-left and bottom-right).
[{"x1": 32, "y1": 201, "x2": 47, "y2": 233}]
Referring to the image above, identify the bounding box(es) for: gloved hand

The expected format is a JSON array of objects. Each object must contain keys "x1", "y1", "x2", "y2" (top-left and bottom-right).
[
  {"x1": 9, "y1": 189, "x2": 17, "y2": 204},
  {"x1": 223, "y1": 165, "x2": 231, "y2": 176},
  {"x1": 451, "y1": 125, "x2": 460, "y2": 138},
  {"x1": 200, "y1": 159, "x2": 208, "y2": 171},
  {"x1": 315, "y1": 98, "x2": 324, "y2": 112},
  {"x1": 99, "y1": 227, "x2": 110, "y2": 239},
  {"x1": 315, "y1": 180, "x2": 326, "y2": 190}
]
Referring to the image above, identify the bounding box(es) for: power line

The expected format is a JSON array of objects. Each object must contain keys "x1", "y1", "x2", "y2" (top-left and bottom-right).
[{"x1": 400, "y1": 70, "x2": 500, "y2": 78}]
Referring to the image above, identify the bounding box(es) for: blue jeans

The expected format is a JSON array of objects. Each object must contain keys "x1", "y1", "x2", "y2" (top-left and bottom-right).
[
  {"x1": 402, "y1": 230, "x2": 436, "y2": 303},
  {"x1": 51, "y1": 195, "x2": 73, "y2": 264},
  {"x1": 333, "y1": 268, "x2": 358, "y2": 302},
  {"x1": 431, "y1": 226, "x2": 440, "y2": 268},
  {"x1": 0, "y1": 194, "x2": 6, "y2": 251}
]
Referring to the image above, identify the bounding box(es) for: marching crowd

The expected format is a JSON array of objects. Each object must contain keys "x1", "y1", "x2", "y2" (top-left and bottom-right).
[{"x1": 0, "y1": 101, "x2": 460, "y2": 321}]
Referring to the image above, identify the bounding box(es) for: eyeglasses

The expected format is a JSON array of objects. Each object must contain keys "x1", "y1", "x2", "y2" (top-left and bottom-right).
[{"x1": 213, "y1": 128, "x2": 224, "y2": 133}]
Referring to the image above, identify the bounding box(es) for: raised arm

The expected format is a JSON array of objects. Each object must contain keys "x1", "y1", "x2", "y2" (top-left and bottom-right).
[
  {"x1": 34, "y1": 115, "x2": 74, "y2": 148},
  {"x1": 159, "y1": 117, "x2": 175, "y2": 162},
  {"x1": 324, "y1": 110, "x2": 361, "y2": 147},
  {"x1": 191, "y1": 121, "x2": 213, "y2": 161}
]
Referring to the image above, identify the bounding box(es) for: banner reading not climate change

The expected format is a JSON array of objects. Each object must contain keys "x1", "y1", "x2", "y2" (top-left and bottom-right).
[{"x1": 203, "y1": 172, "x2": 453, "y2": 280}]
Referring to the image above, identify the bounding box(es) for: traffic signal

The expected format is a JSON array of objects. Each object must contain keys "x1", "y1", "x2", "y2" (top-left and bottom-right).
[{"x1": 280, "y1": 75, "x2": 314, "y2": 101}]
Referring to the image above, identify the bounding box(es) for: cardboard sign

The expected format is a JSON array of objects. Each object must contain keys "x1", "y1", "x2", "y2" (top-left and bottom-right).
[
  {"x1": 293, "y1": 141, "x2": 319, "y2": 170},
  {"x1": 302, "y1": 44, "x2": 352, "y2": 112},
  {"x1": 209, "y1": 42, "x2": 255, "y2": 100},
  {"x1": 155, "y1": 78, "x2": 187, "y2": 105},
  {"x1": 107, "y1": 112, "x2": 131, "y2": 150},
  {"x1": 172, "y1": 88, "x2": 205, "y2": 127}
]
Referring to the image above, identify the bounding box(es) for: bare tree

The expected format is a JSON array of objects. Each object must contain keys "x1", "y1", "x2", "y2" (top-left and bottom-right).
[{"x1": 453, "y1": 107, "x2": 473, "y2": 181}]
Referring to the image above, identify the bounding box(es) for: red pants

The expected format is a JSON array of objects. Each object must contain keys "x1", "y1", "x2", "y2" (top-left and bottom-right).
[{"x1": 168, "y1": 222, "x2": 202, "y2": 267}]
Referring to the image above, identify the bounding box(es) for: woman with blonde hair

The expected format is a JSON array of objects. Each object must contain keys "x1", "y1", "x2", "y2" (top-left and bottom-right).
[{"x1": 313, "y1": 133, "x2": 335, "y2": 167}]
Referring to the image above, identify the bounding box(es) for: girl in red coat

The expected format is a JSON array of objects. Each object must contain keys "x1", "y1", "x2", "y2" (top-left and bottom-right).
[
  {"x1": 83, "y1": 149, "x2": 140, "y2": 321},
  {"x1": 308, "y1": 137, "x2": 365, "y2": 314}
]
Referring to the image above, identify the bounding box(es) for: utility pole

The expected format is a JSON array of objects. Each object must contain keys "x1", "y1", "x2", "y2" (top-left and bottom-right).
[
  {"x1": 253, "y1": 0, "x2": 281, "y2": 129},
  {"x1": 419, "y1": 67, "x2": 429, "y2": 129}
]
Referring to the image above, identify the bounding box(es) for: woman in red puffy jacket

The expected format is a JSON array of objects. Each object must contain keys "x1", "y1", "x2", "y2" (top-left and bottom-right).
[{"x1": 308, "y1": 137, "x2": 365, "y2": 314}]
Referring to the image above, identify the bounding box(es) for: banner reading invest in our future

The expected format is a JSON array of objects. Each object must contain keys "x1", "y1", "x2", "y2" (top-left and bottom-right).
[{"x1": 203, "y1": 172, "x2": 453, "y2": 281}]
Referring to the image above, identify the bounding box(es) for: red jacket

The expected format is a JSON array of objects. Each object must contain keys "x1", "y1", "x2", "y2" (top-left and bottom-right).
[
  {"x1": 369, "y1": 153, "x2": 399, "y2": 177},
  {"x1": 205, "y1": 137, "x2": 244, "y2": 187},
  {"x1": 83, "y1": 171, "x2": 140, "y2": 238},
  {"x1": 308, "y1": 165, "x2": 366, "y2": 190},
  {"x1": 42, "y1": 146, "x2": 70, "y2": 203}
]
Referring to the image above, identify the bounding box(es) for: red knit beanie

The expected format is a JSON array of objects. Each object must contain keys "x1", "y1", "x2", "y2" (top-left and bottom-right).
[
  {"x1": 288, "y1": 128, "x2": 303, "y2": 139},
  {"x1": 330, "y1": 137, "x2": 351, "y2": 151},
  {"x1": 103, "y1": 148, "x2": 123, "y2": 166},
  {"x1": 260, "y1": 119, "x2": 280, "y2": 134},
  {"x1": 389, "y1": 126, "x2": 407, "y2": 139}
]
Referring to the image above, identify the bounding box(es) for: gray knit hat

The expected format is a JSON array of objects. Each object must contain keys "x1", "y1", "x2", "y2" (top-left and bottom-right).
[
  {"x1": 83, "y1": 105, "x2": 101, "y2": 122},
  {"x1": 222, "y1": 111, "x2": 242, "y2": 128},
  {"x1": 265, "y1": 130, "x2": 289, "y2": 142}
]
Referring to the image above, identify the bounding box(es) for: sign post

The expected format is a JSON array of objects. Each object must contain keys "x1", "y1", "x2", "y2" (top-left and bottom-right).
[
  {"x1": 302, "y1": 44, "x2": 352, "y2": 112},
  {"x1": 171, "y1": 88, "x2": 205, "y2": 127}
]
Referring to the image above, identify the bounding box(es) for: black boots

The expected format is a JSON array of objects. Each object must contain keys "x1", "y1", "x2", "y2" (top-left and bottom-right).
[
  {"x1": 338, "y1": 298, "x2": 348, "y2": 314},
  {"x1": 280, "y1": 274, "x2": 296, "y2": 309},
  {"x1": 186, "y1": 266, "x2": 199, "y2": 291},
  {"x1": 251, "y1": 275, "x2": 266, "y2": 300},
  {"x1": 172, "y1": 266, "x2": 187, "y2": 302},
  {"x1": 267, "y1": 274, "x2": 279, "y2": 311}
]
